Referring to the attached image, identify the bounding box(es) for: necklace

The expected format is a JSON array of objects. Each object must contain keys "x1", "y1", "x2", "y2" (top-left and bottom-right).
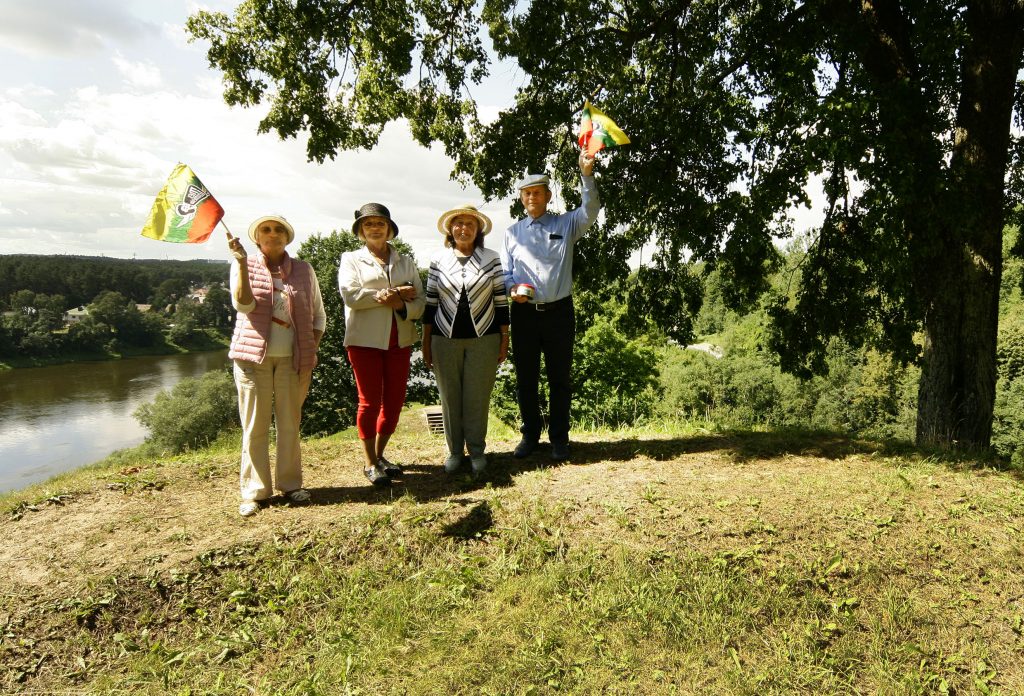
[{"x1": 369, "y1": 246, "x2": 389, "y2": 264}]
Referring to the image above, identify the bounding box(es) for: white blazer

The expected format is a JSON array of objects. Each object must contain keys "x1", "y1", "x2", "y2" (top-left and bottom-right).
[{"x1": 338, "y1": 245, "x2": 425, "y2": 349}]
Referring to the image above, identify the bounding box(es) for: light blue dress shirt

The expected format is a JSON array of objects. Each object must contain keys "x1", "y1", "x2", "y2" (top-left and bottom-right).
[{"x1": 500, "y1": 176, "x2": 601, "y2": 303}]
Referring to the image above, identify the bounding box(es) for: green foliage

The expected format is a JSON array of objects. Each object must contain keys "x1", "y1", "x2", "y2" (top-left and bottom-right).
[
  {"x1": 199, "y1": 283, "x2": 233, "y2": 329},
  {"x1": 89, "y1": 291, "x2": 166, "y2": 348},
  {"x1": 151, "y1": 278, "x2": 190, "y2": 315},
  {"x1": 656, "y1": 335, "x2": 917, "y2": 440},
  {"x1": 992, "y1": 377, "x2": 1024, "y2": 463},
  {"x1": 0, "y1": 262, "x2": 236, "y2": 361},
  {"x1": 997, "y1": 313, "x2": 1024, "y2": 383},
  {"x1": 65, "y1": 316, "x2": 110, "y2": 354},
  {"x1": 572, "y1": 316, "x2": 660, "y2": 427},
  {"x1": 0, "y1": 254, "x2": 228, "y2": 308},
  {"x1": 188, "y1": 0, "x2": 1024, "y2": 448},
  {"x1": 133, "y1": 370, "x2": 237, "y2": 453},
  {"x1": 993, "y1": 301, "x2": 1024, "y2": 462},
  {"x1": 489, "y1": 361, "x2": 520, "y2": 428},
  {"x1": 491, "y1": 314, "x2": 659, "y2": 430},
  {"x1": 168, "y1": 304, "x2": 201, "y2": 347},
  {"x1": 296, "y1": 230, "x2": 363, "y2": 436},
  {"x1": 186, "y1": 0, "x2": 489, "y2": 163}
]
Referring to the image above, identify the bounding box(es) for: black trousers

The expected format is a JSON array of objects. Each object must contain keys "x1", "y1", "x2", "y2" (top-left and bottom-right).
[{"x1": 510, "y1": 297, "x2": 575, "y2": 444}]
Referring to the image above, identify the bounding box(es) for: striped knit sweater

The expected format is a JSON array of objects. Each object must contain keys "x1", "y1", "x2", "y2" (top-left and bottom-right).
[{"x1": 424, "y1": 247, "x2": 509, "y2": 338}]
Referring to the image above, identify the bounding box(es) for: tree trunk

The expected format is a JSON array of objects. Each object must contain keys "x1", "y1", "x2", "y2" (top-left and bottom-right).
[{"x1": 915, "y1": 1, "x2": 1024, "y2": 448}]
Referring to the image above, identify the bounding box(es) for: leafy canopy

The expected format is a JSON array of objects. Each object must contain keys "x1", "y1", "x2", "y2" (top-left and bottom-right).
[{"x1": 189, "y1": 1, "x2": 1017, "y2": 349}]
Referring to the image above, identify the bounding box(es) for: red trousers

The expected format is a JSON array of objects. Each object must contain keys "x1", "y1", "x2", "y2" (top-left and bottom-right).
[{"x1": 347, "y1": 321, "x2": 412, "y2": 439}]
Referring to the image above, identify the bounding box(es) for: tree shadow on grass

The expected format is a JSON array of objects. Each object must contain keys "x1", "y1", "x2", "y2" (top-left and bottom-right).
[
  {"x1": 480, "y1": 429, "x2": 1023, "y2": 481},
  {"x1": 305, "y1": 459, "x2": 495, "y2": 506},
  {"x1": 305, "y1": 429, "x2": 1022, "y2": 507},
  {"x1": 439, "y1": 500, "x2": 494, "y2": 540}
]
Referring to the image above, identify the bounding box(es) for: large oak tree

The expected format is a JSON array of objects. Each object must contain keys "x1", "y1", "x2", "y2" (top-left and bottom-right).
[{"x1": 189, "y1": 0, "x2": 1024, "y2": 449}]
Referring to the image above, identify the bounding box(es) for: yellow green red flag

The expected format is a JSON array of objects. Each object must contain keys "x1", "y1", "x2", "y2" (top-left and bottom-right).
[
  {"x1": 578, "y1": 100, "x2": 630, "y2": 156},
  {"x1": 141, "y1": 163, "x2": 224, "y2": 243}
]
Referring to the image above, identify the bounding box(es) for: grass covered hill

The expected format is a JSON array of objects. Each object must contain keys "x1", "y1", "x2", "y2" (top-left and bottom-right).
[{"x1": 1, "y1": 414, "x2": 1022, "y2": 693}]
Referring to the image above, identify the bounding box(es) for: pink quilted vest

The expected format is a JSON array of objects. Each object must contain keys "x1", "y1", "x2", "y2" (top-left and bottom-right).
[{"x1": 229, "y1": 252, "x2": 318, "y2": 372}]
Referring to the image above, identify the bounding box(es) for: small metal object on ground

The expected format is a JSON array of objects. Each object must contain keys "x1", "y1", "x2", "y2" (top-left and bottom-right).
[{"x1": 422, "y1": 405, "x2": 445, "y2": 434}]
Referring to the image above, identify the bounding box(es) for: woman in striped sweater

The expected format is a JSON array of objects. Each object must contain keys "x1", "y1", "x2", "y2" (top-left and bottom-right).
[{"x1": 422, "y1": 204, "x2": 510, "y2": 476}]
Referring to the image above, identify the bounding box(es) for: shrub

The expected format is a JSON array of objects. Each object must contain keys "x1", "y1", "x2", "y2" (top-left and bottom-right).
[
  {"x1": 134, "y1": 369, "x2": 237, "y2": 453},
  {"x1": 572, "y1": 316, "x2": 660, "y2": 427},
  {"x1": 992, "y1": 376, "x2": 1024, "y2": 462},
  {"x1": 489, "y1": 360, "x2": 522, "y2": 428},
  {"x1": 655, "y1": 347, "x2": 723, "y2": 421},
  {"x1": 295, "y1": 231, "x2": 362, "y2": 436},
  {"x1": 492, "y1": 315, "x2": 660, "y2": 430},
  {"x1": 997, "y1": 314, "x2": 1024, "y2": 382}
]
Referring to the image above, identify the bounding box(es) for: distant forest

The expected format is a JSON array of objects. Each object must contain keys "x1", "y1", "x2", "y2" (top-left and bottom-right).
[{"x1": 0, "y1": 255, "x2": 229, "y2": 309}]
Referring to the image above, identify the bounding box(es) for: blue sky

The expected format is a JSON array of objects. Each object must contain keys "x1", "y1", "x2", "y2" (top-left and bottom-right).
[{"x1": 0, "y1": 0, "x2": 525, "y2": 265}]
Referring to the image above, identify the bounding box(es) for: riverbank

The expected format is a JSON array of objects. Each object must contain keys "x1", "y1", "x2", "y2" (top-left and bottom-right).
[
  {"x1": 0, "y1": 349, "x2": 231, "y2": 493},
  {"x1": 2, "y1": 417, "x2": 1022, "y2": 693},
  {"x1": 0, "y1": 329, "x2": 229, "y2": 370}
]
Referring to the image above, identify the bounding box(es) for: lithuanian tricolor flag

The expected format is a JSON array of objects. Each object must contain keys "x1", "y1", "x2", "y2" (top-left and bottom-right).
[
  {"x1": 141, "y1": 164, "x2": 224, "y2": 243},
  {"x1": 578, "y1": 100, "x2": 630, "y2": 156}
]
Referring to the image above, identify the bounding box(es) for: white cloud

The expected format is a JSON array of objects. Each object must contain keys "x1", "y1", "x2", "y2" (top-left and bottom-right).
[
  {"x1": 0, "y1": 0, "x2": 158, "y2": 57},
  {"x1": 0, "y1": 94, "x2": 47, "y2": 130},
  {"x1": 112, "y1": 52, "x2": 162, "y2": 89},
  {"x1": 0, "y1": 0, "x2": 525, "y2": 264},
  {"x1": 0, "y1": 73, "x2": 511, "y2": 263}
]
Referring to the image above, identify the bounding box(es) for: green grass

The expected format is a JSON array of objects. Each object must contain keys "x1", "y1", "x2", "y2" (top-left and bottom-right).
[{"x1": 2, "y1": 417, "x2": 1023, "y2": 693}]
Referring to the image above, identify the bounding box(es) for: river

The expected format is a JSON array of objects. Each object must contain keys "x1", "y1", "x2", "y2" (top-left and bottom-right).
[{"x1": 0, "y1": 351, "x2": 230, "y2": 493}]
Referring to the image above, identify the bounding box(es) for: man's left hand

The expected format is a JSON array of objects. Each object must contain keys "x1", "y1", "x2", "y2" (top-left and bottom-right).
[{"x1": 579, "y1": 150, "x2": 595, "y2": 176}]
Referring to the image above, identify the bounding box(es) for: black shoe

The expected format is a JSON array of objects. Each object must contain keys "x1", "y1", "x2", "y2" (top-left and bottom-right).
[
  {"x1": 513, "y1": 437, "x2": 538, "y2": 458},
  {"x1": 379, "y1": 457, "x2": 403, "y2": 478},
  {"x1": 550, "y1": 441, "x2": 570, "y2": 461},
  {"x1": 363, "y1": 462, "x2": 391, "y2": 486}
]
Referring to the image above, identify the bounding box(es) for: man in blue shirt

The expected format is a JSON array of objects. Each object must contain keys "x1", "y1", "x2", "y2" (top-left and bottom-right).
[{"x1": 501, "y1": 152, "x2": 601, "y2": 461}]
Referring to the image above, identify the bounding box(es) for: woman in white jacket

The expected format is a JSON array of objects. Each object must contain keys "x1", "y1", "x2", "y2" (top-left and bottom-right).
[
  {"x1": 421, "y1": 204, "x2": 509, "y2": 476},
  {"x1": 338, "y1": 203, "x2": 425, "y2": 486}
]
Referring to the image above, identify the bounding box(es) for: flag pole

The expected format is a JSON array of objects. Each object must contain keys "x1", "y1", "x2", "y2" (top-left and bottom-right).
[{"x1": 220, "y1": 219, "x2": 234, "y2": 240}]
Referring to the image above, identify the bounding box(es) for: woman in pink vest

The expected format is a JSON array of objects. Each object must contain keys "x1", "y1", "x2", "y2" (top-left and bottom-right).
[
  {"x1": 227, "y1": 215, "x2": 326, "y2": 517},
  {"x1": 338, "y1": 203, "x2": 425, "y2": 486}
]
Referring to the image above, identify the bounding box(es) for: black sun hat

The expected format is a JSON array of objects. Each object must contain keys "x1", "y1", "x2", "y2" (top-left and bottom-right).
[{"x1": 352, "y1": 202, "x2": 399, "y2": 238}]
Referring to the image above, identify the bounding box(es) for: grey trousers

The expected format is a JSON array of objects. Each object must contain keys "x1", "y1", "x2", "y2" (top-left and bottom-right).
[{"x1": 431, "y1": 333, "x2": 501, "y2": 458}]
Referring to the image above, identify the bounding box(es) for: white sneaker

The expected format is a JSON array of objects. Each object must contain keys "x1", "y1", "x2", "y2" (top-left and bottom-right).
[
  {"x1": 471, "y1": 455, "x2": 487, "y2": 474},
  {"x1": 444, "y1": 455, "x2": 462, "y2": 473},
  {"x1": 239, "y1": 501, "x2": 259, "y2": 517}
]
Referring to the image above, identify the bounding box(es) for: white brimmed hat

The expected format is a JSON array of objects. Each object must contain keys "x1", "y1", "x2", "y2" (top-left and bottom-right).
[
  {"x1": 247, "y1": 215, "x2": 295, "y2": 244},
  {"x1": 436, "y1": 204, "x2": 493, "y2": 236},
  {"x1": 517, "y1": 173, "x2": 550, "y2": 190}
]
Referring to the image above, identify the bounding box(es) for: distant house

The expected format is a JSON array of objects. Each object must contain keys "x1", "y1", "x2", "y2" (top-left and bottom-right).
[
  {"x1": 135, "y1": 304, "x2": 152, "y2": 313},
  {"x1": 188, "y1": 287, "x2": 208, "y2": 303},
  {"x1": 64, "y1": 307, "x2": 89, "y2": 325},
  {"x1": 685, "y1": 342, "x2": 724, "y2": 359}
]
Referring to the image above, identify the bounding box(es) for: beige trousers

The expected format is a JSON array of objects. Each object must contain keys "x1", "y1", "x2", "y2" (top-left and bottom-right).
[{"x1": 234, "y1": 357, "x2": 312, "y2": 501}]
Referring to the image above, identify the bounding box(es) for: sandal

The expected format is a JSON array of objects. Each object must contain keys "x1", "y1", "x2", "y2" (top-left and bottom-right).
[
  {"x1": 379, "y1": 457, "x2": 403, "y2": 477},
  {"x1": 364, "y1": 462, "x2": 391, "y2": 487}
]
